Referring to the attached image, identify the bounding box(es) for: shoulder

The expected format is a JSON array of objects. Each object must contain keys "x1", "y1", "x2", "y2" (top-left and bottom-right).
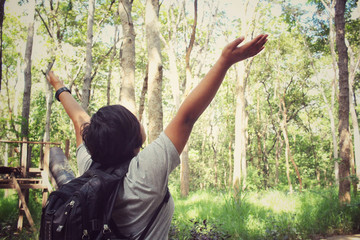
[
  {"x1": 125, "y1": 132, "x2": 180, "y2": 190},
  {"x1": 76, "y1": 143, "x2": 93, "y2": 175}
]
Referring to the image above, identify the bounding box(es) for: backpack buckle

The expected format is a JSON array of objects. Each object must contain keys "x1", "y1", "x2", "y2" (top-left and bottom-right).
[
  {"x1": 82, "y1": 229, "x2": 89, "y2": 239},
  {"x1": 103, "y1": 224, "x2": 112, "y2": 235}
]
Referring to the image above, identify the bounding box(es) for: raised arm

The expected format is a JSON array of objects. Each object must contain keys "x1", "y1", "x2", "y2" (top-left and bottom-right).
[
  {"x1": 165, "y1": 34, "x2": 268, "y2": 154},
  {"x1": 46, "y1": 71, "x2": 91, "y2": 147}
]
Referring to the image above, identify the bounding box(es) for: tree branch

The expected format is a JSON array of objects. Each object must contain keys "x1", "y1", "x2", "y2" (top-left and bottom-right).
[{"x1": 36, "y1": 8, "x2": 53, "y2": 39}]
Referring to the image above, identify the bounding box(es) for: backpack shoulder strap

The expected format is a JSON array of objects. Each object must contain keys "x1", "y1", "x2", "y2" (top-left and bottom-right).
[{"x1": 138, "y1": 187, "x2": 171, "y2": 240}]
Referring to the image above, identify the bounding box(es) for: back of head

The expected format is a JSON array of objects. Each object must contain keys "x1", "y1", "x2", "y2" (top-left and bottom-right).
[{"x1": 81, "y1": 105, "x2": 142, "y2": 166}]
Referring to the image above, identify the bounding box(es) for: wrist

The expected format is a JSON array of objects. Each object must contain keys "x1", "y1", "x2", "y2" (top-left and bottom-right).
[
  {"x1": 53, "y1": 83, "x2": 65, "y2": 91},
  {"x1": 55, "y1": 87, "x2": 71, "y2": 102},
  {"x1": 217, "y1": 56, "x2": 232, "y2": 70}
]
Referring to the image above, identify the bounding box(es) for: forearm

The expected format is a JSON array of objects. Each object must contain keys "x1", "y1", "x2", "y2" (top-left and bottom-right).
[
  {"x1": 164, "y1": 57, "x2": 230, "y2": 154},
  {"x1": 54, "y1": 84, "x2": 90, "y2": 147},
  {"x1": 179, "y1": 57, "x2": 230, "y2": 124},
  {"x1": 165, "y1": 34, "x2": 267, "y2": 154}
]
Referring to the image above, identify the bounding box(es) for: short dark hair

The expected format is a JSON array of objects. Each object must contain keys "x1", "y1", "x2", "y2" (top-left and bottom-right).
[{"x1": 81, "y1": 105, "x2": 142, "y2": 166}]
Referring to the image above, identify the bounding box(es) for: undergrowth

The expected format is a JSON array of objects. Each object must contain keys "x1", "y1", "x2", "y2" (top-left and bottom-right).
[
  {"x1": 169, "y1": 186, "x2": 360, "y2": 240},
  {"x1": 0, "y1": 187, "x2": 359, "y2": 239}
]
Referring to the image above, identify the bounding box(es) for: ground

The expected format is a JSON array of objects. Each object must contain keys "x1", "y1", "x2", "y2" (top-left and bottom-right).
[{"x1": 322, "y1": 235, "x2": 360, "y2": 240}]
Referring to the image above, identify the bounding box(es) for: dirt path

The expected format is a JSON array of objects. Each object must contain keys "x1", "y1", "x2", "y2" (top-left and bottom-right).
[{"x1": 322, "y1": 234, "x2": 360, "y2": 240}]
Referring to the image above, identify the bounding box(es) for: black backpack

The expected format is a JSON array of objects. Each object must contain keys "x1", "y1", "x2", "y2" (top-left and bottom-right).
[{"x1": 39, "y1": 161, "x2": 170, "y2": 240}]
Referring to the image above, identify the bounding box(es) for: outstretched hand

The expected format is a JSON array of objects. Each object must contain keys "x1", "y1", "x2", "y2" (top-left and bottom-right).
[
  {"x1": 46, "y1": 71, "x2": 64, "y2": 91},
  {"x1": 220, "y1": 34, "x2": 268, "y2": 67}
]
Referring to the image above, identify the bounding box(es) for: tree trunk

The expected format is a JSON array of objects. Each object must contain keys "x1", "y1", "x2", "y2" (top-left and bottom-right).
[
  {"x1": 179, "y1": 0, "x2": 197, "y2": 197},
  {"x1": 119, "y1": 0, "x2": 136, "y2": 115},
  {"x1": 21, "y1": 0, "x2": 35, "y2": 139},
  {"x1": 19, "y1": 0, "x2": 35, "y2": 229},
  {"x1": 279, "y1": 96, "x2": 293, "y2": 193},
  {"x1": 0, "y1": 0, "x2": 5, "y2": 91},
  {"x1": 107, "y1": 9, "x2": 118, "y2": 106},
  {"x1": 81, "y1": 0, "x2": 95, "y2": 113},
  {"x1": 329, "y1": 5, "x2": 340, "y2": 185},
  {"x1": 275, "y1": 130, "x2": 282, "y2": 185},
  {"x1": 146, "y1": 0, "x2": 163, "y2": 142},
  {"x1": 233, "y1": 63, "x2": 248, "y2": 190},
  {"x1": 43, "y1": 62, "x2": 55, "y2": 151},
  {"x1": 232, "y1": 0, "x2": 259, "y2": 191},
  {"x1": 228, "y1": 140, "x2": 233, "y2": 186},
  {"x1": 335, "y1": 0, "x2": 351, "y2": 204},
  {"x1": 322, "y1": 0, "x2": 340, "y2": 185},
  {"x1": 138, "y1": 66, "x2": 148, "y2": 123},
  {"x1": 349, "y1": 139, "x2": 357, "y2": 195},
  {"x1": 348, "y1": 42, "x2": 360, "y2": 189},
  {"x1": 350, "y1": 75, "x2": 360, "y2": 189}
]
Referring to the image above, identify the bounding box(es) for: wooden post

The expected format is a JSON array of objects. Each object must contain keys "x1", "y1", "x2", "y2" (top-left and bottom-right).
[
  {"x1": 41, "y1": 143, "x2": 52, "y2": 207},
  {"x1": 65, "y1": 139, "x2": 70, "y2": 159},
  {"x1": 20, "y1": 139, "x2": 28, "y2": 177},
  {"x1": 18, "y1": 139, "x2": 28, "y2": 230},
  {"x1": 4, "y1": 143, "x2": 9, "y2": 198},
  {"x1": 12, "y1": 174, "x2": 36, "y2": 232}
]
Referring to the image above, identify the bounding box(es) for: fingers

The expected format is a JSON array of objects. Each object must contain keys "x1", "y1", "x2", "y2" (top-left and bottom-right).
[
  {"x1": 229, "y1": 34, "x2": 268, "y2": 53},
  {"x1": 47, "y1": 71, "x2": 58, "y2": 82},
  {"x1": 228, "y1": 36, "x2": 245, "y2": 50},
  {"x1": 253, "y1": 34, "x2": 268, "y2": 49}
]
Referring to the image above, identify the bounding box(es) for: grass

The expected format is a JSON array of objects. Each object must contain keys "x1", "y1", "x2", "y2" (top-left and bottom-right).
[
  {"x1": 169, "y1": 186, "x2": 360, "y2": 240},
  {"x1": 0, "y1": 189, "x2": 41, "y2": 240},
  {"x1": 0, "y1": 187, "x2": 359, "y2": 239}
]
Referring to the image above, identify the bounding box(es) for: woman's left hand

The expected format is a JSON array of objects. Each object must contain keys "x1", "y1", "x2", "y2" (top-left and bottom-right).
[{"x1": 46, "y1": 71, "x2": 65, "y2": 91}]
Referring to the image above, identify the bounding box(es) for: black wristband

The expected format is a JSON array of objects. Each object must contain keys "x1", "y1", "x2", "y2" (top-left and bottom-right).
[{"x1": 55, "y1": 87, "x2": 71, "y2": 102}]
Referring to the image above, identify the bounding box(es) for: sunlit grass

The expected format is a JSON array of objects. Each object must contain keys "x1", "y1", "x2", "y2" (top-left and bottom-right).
[
  {"x1": 1, "y1": 187, "x2": 359, "y2": 239},
  {"x1": 169, "y1": 186, "x2": 360, "y2": 240}
]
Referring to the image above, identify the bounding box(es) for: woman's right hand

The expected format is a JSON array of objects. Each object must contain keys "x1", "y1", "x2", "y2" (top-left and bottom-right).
[
  {"x1": 220, "y1": 34, "x2": 268, "y2": 68},
  {"x1": 46, "y1": 71, "x2": 65, "y2": 91}
]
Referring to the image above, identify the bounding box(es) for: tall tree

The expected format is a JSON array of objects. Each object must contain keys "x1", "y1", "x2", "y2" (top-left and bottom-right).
[
  {"x1": 146, "y1": 0, "x2": 163, "y2": 142},
  {"x1": 107, "y1": 16, "x2": 118, "y2": 106},
  {"x1": 335, "y1": 0, "x2": 351, "y2": 204},
  {"x1": 119, "y1": 0, "x2": 136, "y2": 114},
  {"x1": 346, "y1": 31, "x2": 360, "y2": 186},
  {"x1": 233, "y1": 0, "x2": 259, "y2": 190},
  {"x1": 0, "y1": 0, "x2": 5, "y2": 91},
  {"x1": 81, "y1": 0, "x2": 95, "y2": 113},
  {"x1": 21, "y1": 0, "x2": 35, "y2": 139},
  {"x1": 18, "y1": 0, "x2": 35, "y2": 230},
  {"x1": 179, "y1": 0, "x2": 197, "y2": 197},
  {"x1": 319, "y1": 0, "x2": 340, "y2": 185}
]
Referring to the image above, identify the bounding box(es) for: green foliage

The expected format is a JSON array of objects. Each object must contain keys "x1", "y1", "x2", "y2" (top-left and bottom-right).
[
  {"x1": 0, "y1": 190, "x2": 41, "y2": 240},
  {"x1": 1, "y1": 2, "x2": 360, "y2": 239},
  {"x1": 1, "y1": 187, "x2": 360, "y2": 239},
  {"x1": 170, "y1": 187, "x2": 360, "y2": 240}
]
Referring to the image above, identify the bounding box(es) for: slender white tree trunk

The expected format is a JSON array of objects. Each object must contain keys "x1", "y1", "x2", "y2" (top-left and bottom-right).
[
  {"x1": 320, "y1": 0, "x2": 340, "y2": 185},
  {"x1": 233, "y1": 62, "x2": 248, "y2": 189},
  {"x1": 348, "y1": 47, "x2": 360, "y2": 185},
  {"x1": 81, "y1": 0, "x2": 95, "y2": 113},
  {"x1": 232, "y1": 0, "x2": 259, "y2": 191},
  {"x1": 119, "y1": 0, "x2": 136, "y2": 115},
  {"x1": 146, "y1": 0, "x2": 163, "y2": 142},
  {"x1": 21, "y1": 0, "x2": 35, "y2": 139}
]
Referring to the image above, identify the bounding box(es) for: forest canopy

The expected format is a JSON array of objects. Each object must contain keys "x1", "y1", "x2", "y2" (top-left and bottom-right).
[{"x1": 0, "y1": 0, "x2": 359, "y2": 200}]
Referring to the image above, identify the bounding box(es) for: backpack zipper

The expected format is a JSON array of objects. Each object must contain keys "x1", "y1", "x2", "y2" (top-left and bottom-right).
[{"x1": 56, "y1": 199, "x2": 75, "y2": 232}]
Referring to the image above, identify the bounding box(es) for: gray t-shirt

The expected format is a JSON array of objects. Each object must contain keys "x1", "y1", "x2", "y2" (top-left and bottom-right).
[{"x1": 76, "y1": 132, "x2": 180, "y2": 240}]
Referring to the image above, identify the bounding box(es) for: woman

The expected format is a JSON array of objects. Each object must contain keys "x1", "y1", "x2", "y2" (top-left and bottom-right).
[{"x1": 47, "y1": 34, "x2": 268, "y2": 239}]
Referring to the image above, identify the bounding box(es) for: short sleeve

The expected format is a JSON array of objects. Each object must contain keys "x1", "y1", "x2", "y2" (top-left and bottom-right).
[
  {"x1": 76, "y1": 143, "x2": 92, "y2": 175},
  {"x1": 125, "y1": 132, "x2": 180, "y2": 195}
]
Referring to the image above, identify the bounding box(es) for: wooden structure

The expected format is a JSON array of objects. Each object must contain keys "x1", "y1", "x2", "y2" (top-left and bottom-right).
[{"x1": 0, "y1": 139, "x2": 64, "y2": 231}]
